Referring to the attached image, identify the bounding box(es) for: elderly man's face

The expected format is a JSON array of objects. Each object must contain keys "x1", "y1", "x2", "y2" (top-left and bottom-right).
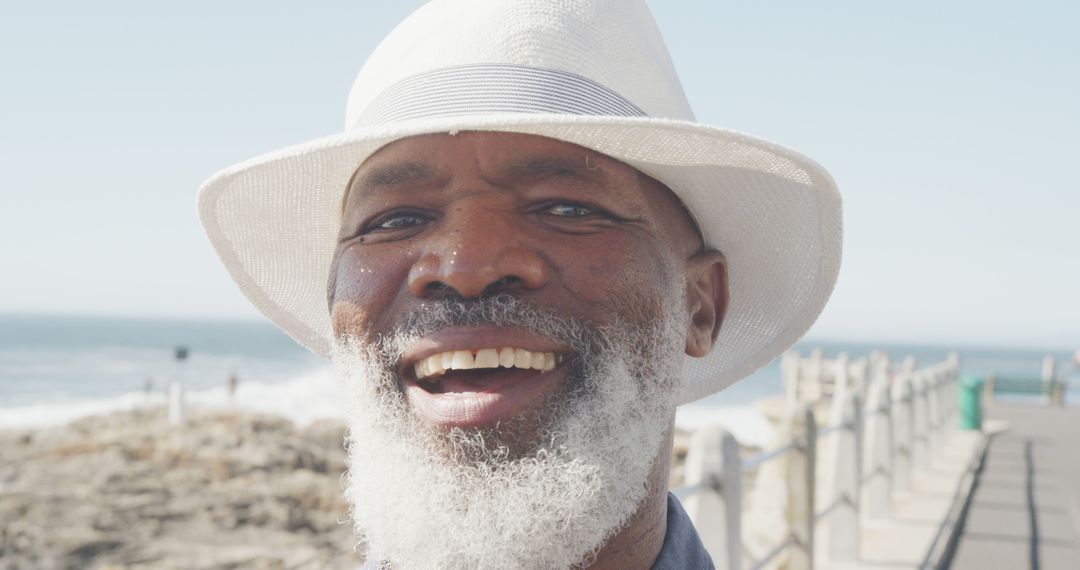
[
  {"x1": 327, "y1": 132, "x2": 724, "y2": 568},
  {"x1": 331, "y1": 132, "x2": 708, "y2": 427}
]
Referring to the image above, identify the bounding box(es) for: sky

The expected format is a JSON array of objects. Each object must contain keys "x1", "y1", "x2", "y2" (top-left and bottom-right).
[{"x1": 1, "y1": 1, "x2": 1077, "y2": 350}]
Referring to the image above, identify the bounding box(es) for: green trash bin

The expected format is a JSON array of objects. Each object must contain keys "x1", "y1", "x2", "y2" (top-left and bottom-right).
[{"x1": 957, "y1": 376, "x2": 984, "y2": 430}]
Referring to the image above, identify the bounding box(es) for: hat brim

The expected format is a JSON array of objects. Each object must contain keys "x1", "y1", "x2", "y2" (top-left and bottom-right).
[{"x1": 197, "y1": 113, "x2": 841, "y2": 405}]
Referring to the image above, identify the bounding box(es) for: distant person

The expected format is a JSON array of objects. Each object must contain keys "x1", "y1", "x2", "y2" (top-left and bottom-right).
[
  {"x1": 227, "y1": 372, "x2": 238, "y2": 405},
  {"x1": 143, "y1": 376, "x2": 153, "y2": 395},
  {"x1": 197, "y1": 0, "x2": 842, "y2": 567}
]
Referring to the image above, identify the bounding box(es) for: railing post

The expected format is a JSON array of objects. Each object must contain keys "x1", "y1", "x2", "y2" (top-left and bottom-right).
[
  {"x1": 805, "y1": 350, "x2": 824, "y2": 403},
  {"x1": 943, "y1": 366, "x2": 952, "y2": 427},
  {"x1": 932, "y1": 367, "x2": 944, "y2": 436},
  {"x1": 683, "y1": 426, "x2": 742, "y2": 568},
  {"x1": 788, "y1": 407, "x2": 817, "y2": 570},
  {"x1": 937, "y1": 362, "x2": 950, "y2": 430},
  {"x1": 892, "y1": 373, "x2": 913, "y2": 492},
  {"x1": 783, "y1": 350, "x2": 801, "y2": 409},
  {"x1": 1041, "y1": 354, "x2": 1055, "y2": 381},
  {"x1": 926, "y1": 369, "x2": 941, "y2": 457},
  {"x1": 1042, "y1": 355, "x2": 1056, "y2": 406},
  {"x1": 720, "y1": 432, "x2": 743, "y2": 570},
  {"x1": 855, "y1": 359, "x2": 869, "y2": 398},
  {"x1": 911, "y1": 373, "x2": 929, "y2": 470},
  {"x1": 863, "y1": 369, "x2": 893, "y2": 519},
  {"x1": 947, "y1": 352, "x2": 960, "y2": 428},
  {"x1": 827, "y1": 353, "x2": 851, "y2": 430},
  {"x1": 829, "y1": 389, "x2": 862, "y2": 562},
  {"x1": 901, "y1": 356, "x2": 917, "y2": 375}
]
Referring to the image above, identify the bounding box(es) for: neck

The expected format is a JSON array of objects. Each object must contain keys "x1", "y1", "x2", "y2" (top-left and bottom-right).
[{"x1": 584, "y1": 418, "x2": 675, "y2": 570}]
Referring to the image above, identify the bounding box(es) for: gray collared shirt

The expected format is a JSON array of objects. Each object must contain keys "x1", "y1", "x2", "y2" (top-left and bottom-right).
[
  {"x1": 358, "y1": 493, "x2": 714, "y2": 569},
  {"x1": 651, "y1": 493, "x2": 715, "y2": 569}
]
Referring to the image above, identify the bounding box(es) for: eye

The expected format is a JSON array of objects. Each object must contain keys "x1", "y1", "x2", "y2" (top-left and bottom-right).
[
  {"x1": 364, "y1": 210, "x2": 432, "y2": 233},
  {"x1": 532, "y1": 200, "x2": 626, "y2": 234},
  {"x1": 545, "y1": 203, "x2": 595, "y2": 217}
]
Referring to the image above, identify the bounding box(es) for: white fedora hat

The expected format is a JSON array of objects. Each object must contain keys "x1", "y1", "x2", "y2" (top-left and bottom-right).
[{"x1": 197, "y1": 0, "x2": 842, "y2": 405}]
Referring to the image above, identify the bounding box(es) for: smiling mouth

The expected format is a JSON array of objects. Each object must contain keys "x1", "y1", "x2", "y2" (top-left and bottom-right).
[
  {"x1": 413, "y1": 347, "x2": 558, "y2": 381},
  {"x1": 401, "y1": 338, "x2": 569, "y2": 427}
]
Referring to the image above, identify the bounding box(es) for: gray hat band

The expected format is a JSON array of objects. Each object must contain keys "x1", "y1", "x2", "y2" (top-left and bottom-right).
[{"x1": 358, "y1": 64, "x2": 648, "y2": 127}]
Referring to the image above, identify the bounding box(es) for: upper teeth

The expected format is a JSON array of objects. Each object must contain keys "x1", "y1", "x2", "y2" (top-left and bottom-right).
[{"x1": 413, "y1": 348, "x2": 557, "y2": 380}]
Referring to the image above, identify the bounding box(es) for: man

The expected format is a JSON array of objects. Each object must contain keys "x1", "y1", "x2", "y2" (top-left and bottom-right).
[{"x1": 198, "y1": 1, "x2": 841, "y2": 568}]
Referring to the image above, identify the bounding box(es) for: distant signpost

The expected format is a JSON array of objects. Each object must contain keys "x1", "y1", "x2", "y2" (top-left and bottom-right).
[{"x1": 169, "y1": 345, "x2": 190, "y2": 425}]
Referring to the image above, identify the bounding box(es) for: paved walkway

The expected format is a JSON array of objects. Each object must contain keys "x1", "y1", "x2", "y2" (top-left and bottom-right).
[{"x1": 949, "y1": 404, "x2": 1080, "y2": 569}]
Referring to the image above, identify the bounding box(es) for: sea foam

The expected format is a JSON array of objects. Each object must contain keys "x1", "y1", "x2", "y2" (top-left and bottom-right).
[{"x1": 0, "y1": 367, "x2": 344, "y2": 430}]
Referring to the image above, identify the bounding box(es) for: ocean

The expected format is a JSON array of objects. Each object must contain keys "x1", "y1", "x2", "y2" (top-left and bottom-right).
[{"x1": 1, "y1": 313, "x2": 1076, "y2": 447}]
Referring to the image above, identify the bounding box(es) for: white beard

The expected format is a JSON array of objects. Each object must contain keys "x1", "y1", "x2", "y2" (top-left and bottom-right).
[{"x1": 333, "y1": 295, "x2": 684, "y2": 569}]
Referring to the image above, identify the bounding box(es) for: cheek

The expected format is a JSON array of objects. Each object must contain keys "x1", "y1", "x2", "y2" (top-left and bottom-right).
[
  {"x1": 330, "y1": 247, "x2": 412, "y2": 337},
  {"x1": 556, "y1": 236, "x2": 680, "y2": 311}
]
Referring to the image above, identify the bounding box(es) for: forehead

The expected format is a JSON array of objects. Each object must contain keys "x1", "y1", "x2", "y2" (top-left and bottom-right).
[{"x1": 351, "y1": 132, "x2": 630, "y2": 191}]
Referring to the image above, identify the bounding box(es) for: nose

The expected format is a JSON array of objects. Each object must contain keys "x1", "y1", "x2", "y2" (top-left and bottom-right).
[{"x1": 407, "y1": 206, "x2": 550, "y2": 299}]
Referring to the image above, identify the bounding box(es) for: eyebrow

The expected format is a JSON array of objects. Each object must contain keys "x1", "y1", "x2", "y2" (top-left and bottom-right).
[
  {"x1": 357, "y1": 162, "x2": 437, "y2": 189},
  {"x1": 348, "y1": 154, "x2": 609, "y2": 205},
  {"x1": 505, "y1": 156, "x2": 607, "y2": 187}
]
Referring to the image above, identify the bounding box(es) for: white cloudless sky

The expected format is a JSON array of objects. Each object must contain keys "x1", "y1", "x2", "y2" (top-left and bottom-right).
[{"x1": 1, "y1": 1, "x2": 1077, "y2": 349}]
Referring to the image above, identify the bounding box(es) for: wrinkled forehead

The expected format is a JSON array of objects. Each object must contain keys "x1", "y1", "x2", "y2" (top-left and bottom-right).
[{"x1": 341, "y1": 131, "x2": 705, "y2": 250}]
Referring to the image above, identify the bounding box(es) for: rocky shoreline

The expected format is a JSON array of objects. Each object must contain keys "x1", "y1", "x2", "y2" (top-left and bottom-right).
[{"x1": 0, "y1": 408, "x2": 364, "y2": 570}]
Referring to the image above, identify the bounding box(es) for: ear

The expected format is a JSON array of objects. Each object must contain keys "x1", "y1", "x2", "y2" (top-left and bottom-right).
[{"x1": 684, "y1": 250, "x2": 728, "y2": 357}]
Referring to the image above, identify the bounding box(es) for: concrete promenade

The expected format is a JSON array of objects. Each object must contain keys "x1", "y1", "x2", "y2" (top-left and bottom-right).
[{"x1": 949, "y1": 404, "x2": 1080, "y2": 569}]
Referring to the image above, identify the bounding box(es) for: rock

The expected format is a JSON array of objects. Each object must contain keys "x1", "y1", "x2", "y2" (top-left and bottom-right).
[{"x1": 0, "y1": 408, "x2": 364, "y2": 569}]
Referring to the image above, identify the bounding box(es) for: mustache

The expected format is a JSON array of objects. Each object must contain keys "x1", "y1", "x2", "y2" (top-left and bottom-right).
[{"x1": 372, "y1": 294, "x2": 603, "y2": 363}]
